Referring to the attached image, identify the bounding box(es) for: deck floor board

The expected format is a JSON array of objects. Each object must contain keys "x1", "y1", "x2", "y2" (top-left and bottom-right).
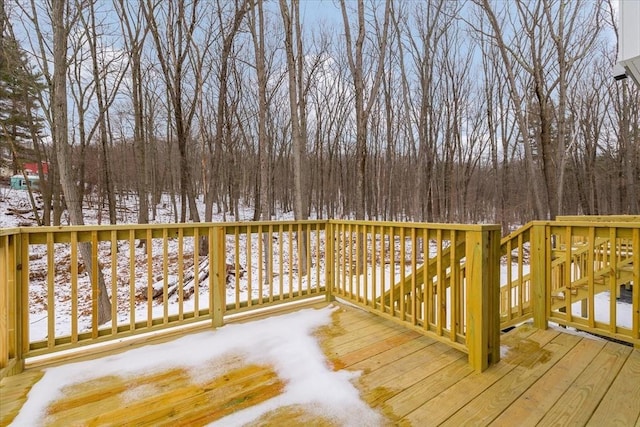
[
  {"x1": 440, "y1": 332, "x2": 583, "y2": 426},
  {"x1": 588, "y1": 348, "x2": 640, "y2": 426},
  {"x1": 538, "y1": 341, "x2": 633, "y2": 426},
  {"x1": 1, "y1": 303, "x2": 638, "y2": 426},
  {"x1": 490, "y1": 337, "x2": 606, "y2": 427}
]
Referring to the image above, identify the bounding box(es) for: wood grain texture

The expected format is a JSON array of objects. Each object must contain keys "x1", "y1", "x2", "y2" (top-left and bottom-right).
[
  {"x1": 1, "y1": 303, "x2": 638, "y2": 426},
  {"x1": 588, "y1": 349, "x2": 640, "y2": 426},
  {"x1": 491, "y1": 337, "x2": 606, "y2": 427},
  {"x1": 538, "y1": 341, "x2": 632, "y2": 426}
]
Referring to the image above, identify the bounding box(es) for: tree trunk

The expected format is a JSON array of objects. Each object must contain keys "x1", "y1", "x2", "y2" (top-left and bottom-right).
[
  {"x1": 52, "y1": 0, "x2": 111, "y2": 325},
  {"x1": 279, "y1": 0, "x2": 308, "y2": 274}
]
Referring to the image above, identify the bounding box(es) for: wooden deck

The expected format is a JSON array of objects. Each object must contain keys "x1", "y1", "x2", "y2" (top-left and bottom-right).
[{"x1": 1, "y1": 303, "x2": 639, "y2": 426}]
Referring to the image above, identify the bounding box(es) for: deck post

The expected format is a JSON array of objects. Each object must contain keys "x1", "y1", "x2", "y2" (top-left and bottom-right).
[
  {"x1": 531, "y1": 222, "x2": 549, "y2": 330},
  {"x1": 0, "y1": 232, "x2": 24, "y2": 378},
  {"x1": 465, "y1": 226, "x2": 501, "y2": 372},
  {"x1": 325, "y1": 222, "x2": 334, "y2": 302},
  {"x1": 211, "y1": 226, "x2": 226, "y2": 328}
]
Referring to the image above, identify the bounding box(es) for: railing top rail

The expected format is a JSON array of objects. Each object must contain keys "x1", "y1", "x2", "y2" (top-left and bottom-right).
[
  {"x1": 555, "y1": 215, "x2": 640, "y2": 222},
  {"x1": 501, "y1": 222, "x2": 534, "y2": 243},
  {"x1": 501, "y1": 221, "x2": 640, "y2": 244},
  {"x1": 328, "y1": 219, "x2": 501, "y2": 232},
  {"x1": 532, "y1": 220, "x2": 640, "y2": 228},
  {"x1": 3, "y1": 219, "x2": 637, "y2": 242},
  {"x1": 0, "y1": 219, "x2": 329, "y2": 235},
  {"x1": 0, "y1": 227, "x2": 22, "y2": 236}
]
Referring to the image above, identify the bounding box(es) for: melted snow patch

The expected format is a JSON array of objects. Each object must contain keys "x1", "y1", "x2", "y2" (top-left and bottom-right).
[{"x1": 10, "y1": 305, "x2": 384, "y2": 426}]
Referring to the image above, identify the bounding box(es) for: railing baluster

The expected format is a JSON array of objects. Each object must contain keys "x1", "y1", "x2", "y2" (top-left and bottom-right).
[
  {"x1": 296, "y1": 223, "x2": 308, "y2": 295},
  {"x1": 71, "y1": 232, "x2": 79, "y2": 342},
  {"x1": 278, "y1": 224, "x2": 284, "y2": 298},
  {"x1": 633, "y1": 228, "x2": 639, "y2": 343},
  {"x1": 410, "y1": 227, "x2": 417, "y2": 326},
  {"x1": 234, "y1": 226, "x2": 240, "y2": 310},
  {"x1": 269, "y1": 224, "x2": 274, "y2": 301},
  {"x1": 315, "y1": 223, "x2": 321, "y2": 293},
  {"x1": 363, "y1": 225, "x2": 370, "y2": 305},
  {"x1": 146, "y1": 229, "x2": 153, "y2": 328},
  {"x1": 390, "y1": 226, "x2": 395, "y2": 318},
  {"x1": 177, "y1": 228, "x2": 184, "y2": 321},
  {"x1": 20, "y1": 234, "x2": 28, "y2": 369},
  {"x1": 288, "y1": 223, "x2": 294, "y2": 298},
  {"x1": 380, "y1": 226, "x2": 386, "y2": 313},
  {"x1": 348, "y1": 223, "x2": 353, "y2": 299},
  {"x1": 91, "y1": 230, "x2": 99, "y2": 338},
  {"x1": 609, "y1": 228, "x2": 617, "y2": 335},
  {"x1": 340, "y1": 223, "x2": 346, "y2": 298},
  {"x1": 193, "y1": 227, "x2": 200, "y2": 317},
  {"x1": 506, "y1": 239, "x2": 512, "y2": 322},
  {"x1": 246, "y1": 229, "x2": 252, "y2": 307},
  {"x1": 450, "y1": 229, "x2": 457, "y2": 341},
  {"x1": 309, "y1": 223, "x2": 318, "y2": 294},
  {"x1": 162, "y1": 228, "x2": 169, "y2": 324},
  {"x1": 586, "y1": 227, "x2": 595, "y2": 327},
  {"x1": 208, "y1": 227, "x2": 215, "y2": 322},
  {"x1": 111, "y1": 230, "x2": 118, "y2": 335},
  {"x1": 423, "y1": 227, "x2": 430, "y2": 331},
  {"x1": 128, "y1": 229, "x2": 135, "y2": 330},
  {"x1": 258, "y1": 224, "x2": 263, "y2": 304},
  {"x1": 371, "y1": 225, "x2": 377, "y2": 310},
  {"x1": 400, "y1": 227, "x2": 406, "y2": 321},
  {"x1": 517, "y1": 234, "x2": 524, "y2": 317},
  {"x1": 564, "y1": 226, "x2": 572, "y2": 322},
  {"x1": 436, "y1": 229, "x2": 443, "y2": 336},
  {"x1": 46, "y1": 233, "x2": 54, "y2": 349}
]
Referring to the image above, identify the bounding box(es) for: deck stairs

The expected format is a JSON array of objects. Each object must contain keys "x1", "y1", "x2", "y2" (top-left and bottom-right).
[{"x1": 380, "y1": 227, "x2": 635, "y2": 327}]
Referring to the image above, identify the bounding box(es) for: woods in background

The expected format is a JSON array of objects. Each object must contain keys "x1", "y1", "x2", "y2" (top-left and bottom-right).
[{"x1": 2, "y1": 0, "x2": 639, "y2": 233}]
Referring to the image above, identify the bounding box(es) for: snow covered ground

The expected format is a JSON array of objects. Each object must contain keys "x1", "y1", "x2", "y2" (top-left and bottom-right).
[
  {"x1": 0, "y1": 187, "x2": 308, "y2": 341},
  {"x1": 2, "y1": 186, "x2": 635, "y2": 332}
]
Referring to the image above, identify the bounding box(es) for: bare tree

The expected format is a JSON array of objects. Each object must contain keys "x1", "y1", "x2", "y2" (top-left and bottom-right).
[
  {"x1": 76, "y1": 0, "x2": 128, "y2": 224},
  {"x1": 401, "y1": 0, "x2": 449, "y2": 222},
  {"x1": 142, "y1": 0, "x2": 214, "y2": 223},
  {"x1": 247, "y1": 0, "x2": 273, "y2": 281},
  {"x1": 339, "y1": 0, "x2": 391, "y2": 220},
  {"x1": 115, "y1": 0, "x2": 151, "y2": 228},
  {"x1": 203, "y1": 0, "x2": 248, "y2": 223},
  {"x1": 474, "y1": 0, "x2": 602, "y2": 219},
  {"x1": 278, "y1": 0, "x2": 324, "y2": 272},
  {"x1": 51, "y1": 0, "x2": 112, "y2": 323}
]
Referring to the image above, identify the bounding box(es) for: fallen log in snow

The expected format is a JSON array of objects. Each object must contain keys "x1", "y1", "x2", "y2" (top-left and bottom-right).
[{"x1": 141, "y1": 259, "x2": 245, "y2": 302}]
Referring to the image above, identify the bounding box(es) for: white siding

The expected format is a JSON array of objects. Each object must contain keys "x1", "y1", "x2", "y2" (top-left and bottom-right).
[{"x1": 618, "y1": 0, "x2": 640, "y2": 85}]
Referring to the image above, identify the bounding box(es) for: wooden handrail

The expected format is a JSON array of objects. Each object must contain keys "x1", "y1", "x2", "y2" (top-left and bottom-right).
[{"x1": 3, "y1": 216, "x2": 636, "y2": 380}]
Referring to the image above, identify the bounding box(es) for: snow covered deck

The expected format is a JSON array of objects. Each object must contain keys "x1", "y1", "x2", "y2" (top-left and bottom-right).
[{"x1": 1, "y1": 302, "x2": 639, "y2": 426}]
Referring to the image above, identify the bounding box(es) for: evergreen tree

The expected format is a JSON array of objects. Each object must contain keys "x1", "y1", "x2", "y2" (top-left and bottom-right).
[{"x1": 0, "y1": 6, "x2": 45, "y2": 175}]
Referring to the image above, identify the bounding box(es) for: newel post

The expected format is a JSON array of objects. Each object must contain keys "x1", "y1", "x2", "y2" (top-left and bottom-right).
[
  {"x1": 210, "y1": 226, "x2": 226, "y2": 328},
  {"x1": 465, "y1": 225, "x2": 501, "y2": 372},
  {"x1": 325, "y1": 221, "x2": 335, "y2": 302},
  {"x1": 0, "y1": 232, "x2": 25, "y2": 378},
  {"x1": 531, "y1": 222, "x2": 549, "y2": 330}
]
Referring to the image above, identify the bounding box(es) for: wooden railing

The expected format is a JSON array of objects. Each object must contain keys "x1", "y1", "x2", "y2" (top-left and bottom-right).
[
  {"x1": 327, "y1": 221, "x2": 502, "y2": 372},
  {"x1": 499, "y1": 223, "x2": 533, "y2": 328},
  {"x1": 499, "y1": 219, "x2": 639, "y2": 348},
  {"x1": 2, "y1": 217, "x2": 637, "y2": 379},
  {"x1": 545, "y1": 221, "x2": 638, "y2": 344},
  {"x1": 0, "y1": 221, "x2": 327, "y2": 378}
]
